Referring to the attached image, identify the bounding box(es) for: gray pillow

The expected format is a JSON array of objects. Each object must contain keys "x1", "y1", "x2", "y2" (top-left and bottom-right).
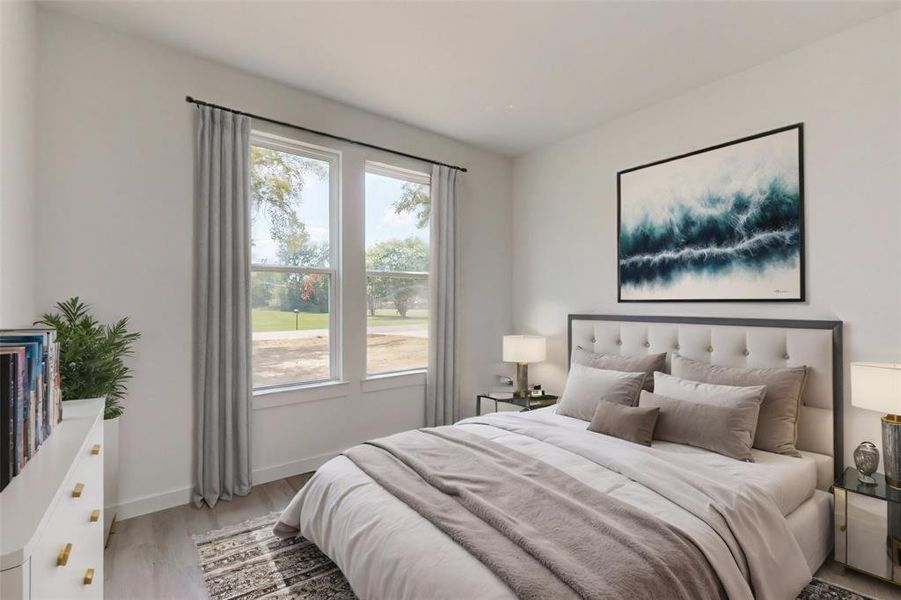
[
  {"x1": 639, "y1": 391, "x2": 759, "y2": 461},
  {"x1": 572, "y1": 346, "x2": 666, "y2": 392},
  {"x1": 671, "y1": 355, "x2": 807, "y2": 457},
  {"x1": 587, "y1": 401, "x2": 660, "y2": 446},
  {"x1": 557, "y1": 364, "x2": 647, "y2": 421}
]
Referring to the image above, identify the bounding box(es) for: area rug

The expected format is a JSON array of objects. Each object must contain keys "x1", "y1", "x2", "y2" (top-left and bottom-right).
[
  {"x1": 193, "y1": 512, "x2": 355, "y2": 599},
  {"x1": 194, "y1": 513, "x2": 874, "y2": 600}
]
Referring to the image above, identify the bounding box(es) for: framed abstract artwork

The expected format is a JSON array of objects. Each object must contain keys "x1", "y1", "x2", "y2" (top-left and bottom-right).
[{"x1": 617, "y1": 123, "x2": 804, "y2": 302}]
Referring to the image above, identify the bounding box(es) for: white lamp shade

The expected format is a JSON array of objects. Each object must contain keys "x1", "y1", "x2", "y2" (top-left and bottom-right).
[
  {"x1": 851, "y1": 362, "x2": 901, "y2": 415},
  {"x1": 503, "y1": 335, "x2": 546, "y2": 364}
]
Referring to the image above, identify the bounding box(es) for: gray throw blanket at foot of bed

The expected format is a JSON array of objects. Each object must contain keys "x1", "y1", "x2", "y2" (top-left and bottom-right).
[{"x1": 343, "y1": 426, "x2": 723, "y2": 600}]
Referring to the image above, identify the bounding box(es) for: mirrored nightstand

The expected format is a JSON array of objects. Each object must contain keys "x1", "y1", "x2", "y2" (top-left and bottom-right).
[{"x1": 833, "y1": 466, "x2": 901, "y2": 586}]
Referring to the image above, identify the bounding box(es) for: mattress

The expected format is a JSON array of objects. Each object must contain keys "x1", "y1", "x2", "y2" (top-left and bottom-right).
[{"x1": 519, "y1": 406, "x2": 820, "y2": 516}]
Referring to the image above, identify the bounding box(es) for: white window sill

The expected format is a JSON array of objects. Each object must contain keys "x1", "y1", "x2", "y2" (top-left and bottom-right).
[
  {"x1": 361, "y1": 370, "x2": 427, "y2": 393},
  {"x1": 252, "y1": 380, "x2": 351, "y2": 410}
]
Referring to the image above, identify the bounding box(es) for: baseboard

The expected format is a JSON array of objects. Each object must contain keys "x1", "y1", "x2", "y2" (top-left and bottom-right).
[
  {"x1": 114, "y1": 484, "x2": 193, "y2": 520},
  {"x1": 111, "y1": 451, "x2": 338, "y2": 521},
  {"x1": 252, "y1": 451, "x2": 337, "y2": 486}
]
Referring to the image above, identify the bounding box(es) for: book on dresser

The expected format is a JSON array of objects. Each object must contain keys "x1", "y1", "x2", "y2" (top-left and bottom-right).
[
  {"x1": 0, "y1": 349, "x2": 22, "y2": 491},
  {"x1": 0, "y1": 328, "x2": 62, "y2": 493},
  {"x1": 0, "y1": 398, "x2": 104, "y2": 600}
]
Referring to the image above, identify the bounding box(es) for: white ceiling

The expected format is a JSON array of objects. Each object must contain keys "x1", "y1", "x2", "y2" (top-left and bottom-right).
[{"x1": 43, "y1": 1, "x2": 898, "y2": 156}]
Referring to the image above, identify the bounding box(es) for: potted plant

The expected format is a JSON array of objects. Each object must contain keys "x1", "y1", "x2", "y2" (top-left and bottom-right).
[{"x1": 36, "y1": 297, "x2": 140, "y2": 542}]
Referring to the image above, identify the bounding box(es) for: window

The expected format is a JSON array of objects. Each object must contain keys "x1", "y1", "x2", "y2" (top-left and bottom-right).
[
  {"x1": 250, "y1": 135, "x2": 339, "y2": 389},
  {"x1": 365, "y1": 163, "x2": 430, "y2": 375}
]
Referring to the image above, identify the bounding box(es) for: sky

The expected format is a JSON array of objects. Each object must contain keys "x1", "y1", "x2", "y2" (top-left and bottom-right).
[{"x1": 251, "y1": 162, "x2": 429, "y2": 265}]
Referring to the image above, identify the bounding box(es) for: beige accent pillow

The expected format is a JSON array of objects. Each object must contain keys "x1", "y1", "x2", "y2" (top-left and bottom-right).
[
  {"x1": 587, "y1": 401, "x2": 660, "y2": 446},
  {"x1": 557, "y1": 364, "x2": 646, "y2": 421},
  {"x1": 653, "y1": 372, "x2": 766, "y2": 413},
  {"x1": 639, "y1": 391, "x2": 761, "y2": 461},
  {"x1": 671, "y1": 355, "x2": 807, "y2": 457},
  {"x1": 572, "y1": 346, "x2": 667, "y2": 392}
]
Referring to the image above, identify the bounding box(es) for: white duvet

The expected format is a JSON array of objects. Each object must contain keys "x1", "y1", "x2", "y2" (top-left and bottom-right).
[{"x1": 278, "y1": 407, "x2": 814, "y2": 600}]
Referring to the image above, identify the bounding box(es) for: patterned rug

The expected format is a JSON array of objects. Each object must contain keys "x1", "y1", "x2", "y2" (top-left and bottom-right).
[
  {"x1": 796, "y1": 579, "x2": 877, "y2": 600},
  {"x1": 194, "y1": 513, "x2": 874, "y2": 600},
  {"x1": 193, "y1": 513, "x2": 356, "y2": 599}
]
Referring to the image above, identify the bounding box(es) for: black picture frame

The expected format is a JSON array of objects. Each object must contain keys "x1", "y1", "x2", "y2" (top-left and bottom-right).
[{"x1": 616, "y1": 123, "x2": 805, "y2": 303}]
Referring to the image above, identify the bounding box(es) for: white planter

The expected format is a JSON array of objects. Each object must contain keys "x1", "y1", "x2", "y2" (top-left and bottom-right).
[{"x1": 103, "y1": 416, "x2": 120, "y2": 543}]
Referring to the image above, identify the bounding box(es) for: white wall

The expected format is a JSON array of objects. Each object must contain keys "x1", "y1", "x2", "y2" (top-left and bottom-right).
[
  {"x1": 35, "y1": 8, "x2": 513, "y2": 518},
  {"x1": 0, "y1": 0, "x2": 37, "y2": 327},
  {"x1": 512, "y1": 11, "x2": 901, "y2": 471}
]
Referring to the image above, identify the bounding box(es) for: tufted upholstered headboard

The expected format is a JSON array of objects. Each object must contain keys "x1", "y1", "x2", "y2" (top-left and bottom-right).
[{"x1": 568, "y1": 315, "x2": 843, "y2": 486}]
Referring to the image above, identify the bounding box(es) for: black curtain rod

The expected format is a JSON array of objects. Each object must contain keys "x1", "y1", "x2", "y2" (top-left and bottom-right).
[{"x1": 185, "y1": 96, "x2": 467, "y2": 173}]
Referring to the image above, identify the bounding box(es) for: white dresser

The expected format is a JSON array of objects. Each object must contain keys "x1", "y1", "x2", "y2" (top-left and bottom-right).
[{"x1": 0, "y1": 398, "x2": 105, "y2": 599}]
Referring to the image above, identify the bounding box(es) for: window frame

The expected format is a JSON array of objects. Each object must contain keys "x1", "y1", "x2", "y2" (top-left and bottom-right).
[
  {"x1": 364, "y1": 161, "x2": 431, "y2": 377},
  {"x1": 250, "y1": 131, "x2": 342, "y2": 391}
]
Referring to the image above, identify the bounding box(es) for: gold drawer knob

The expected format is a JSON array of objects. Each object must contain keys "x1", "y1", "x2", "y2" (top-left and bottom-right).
[
  {"x1": 840, "y1": 524, "x2": 847, "y2": 532},
  {"x1": 91, "y1": 444, "x2": 101, "y2": 455},
  {"x1": 57, "y1": 543, "x2": 72, "y2": 566},
  {"x1": 84, "y1": 568, "x2": 95, "y2": 585},
  {"x1": 90, "y1": 509, "x2": 101, "y2": 523},
  {"x1": 72, "y1": 482, "x2": 85, "y2": 498}
]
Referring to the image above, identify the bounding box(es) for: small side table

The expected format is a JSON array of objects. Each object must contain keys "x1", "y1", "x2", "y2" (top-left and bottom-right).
[
  {"x1": 833, "y1": 466, "x2": 901, "y2": 586},
  {"x1": 476, "y1": 392, "x2": 558, "y2": 416}
]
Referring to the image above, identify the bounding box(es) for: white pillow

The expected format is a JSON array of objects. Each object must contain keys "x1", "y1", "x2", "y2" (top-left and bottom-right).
[{"x1": 556, "y1": 364, "x2": 646, "y2": 421}]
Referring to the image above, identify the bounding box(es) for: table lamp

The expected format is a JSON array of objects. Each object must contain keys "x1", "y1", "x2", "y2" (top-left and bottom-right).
[
  {"x1": 503, "y1": 335, "x2": 546, "y2": 398},
  {"x1": 851, "y1": 362, "x2": 901, "y2": 488}
]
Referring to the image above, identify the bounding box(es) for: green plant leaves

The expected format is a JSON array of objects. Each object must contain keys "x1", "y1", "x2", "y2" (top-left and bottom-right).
[{"x1": 35, "y1": 297, "x2": 141, "y2": 420}]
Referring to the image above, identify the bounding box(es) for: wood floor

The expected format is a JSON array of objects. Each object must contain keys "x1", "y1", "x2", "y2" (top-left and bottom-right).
[
  {"x1": 105, "y1": 472, "x2": 901, "y2": 600},
  {"x1": 104, "y1": 473, "x2": 312, "y2": 600}
]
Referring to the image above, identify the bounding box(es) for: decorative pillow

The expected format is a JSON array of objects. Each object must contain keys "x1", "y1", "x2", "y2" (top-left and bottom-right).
[
  {"x1": 572, "y1": 346, "x2": 667, "y2": 392},
  {"x1": 639, "y1": 391, "x2": 760, "y2": 461},
  {"x1": 587, "y1": 401, "x2": 660, "y2": 447},
  {"x1": 671, "y1": 355, "x2": 807, "y2": 457},
  {"x1": 557, "y1": 364, "x2": 647, "y2": 421},
  {"x1": 653, "y1": 372, "x2": 766, "y2": 411}
]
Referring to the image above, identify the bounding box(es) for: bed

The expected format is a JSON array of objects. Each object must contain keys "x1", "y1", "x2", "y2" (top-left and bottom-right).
[{"x1": 276, "y1": 315, "x2": 843, "y2": 600}]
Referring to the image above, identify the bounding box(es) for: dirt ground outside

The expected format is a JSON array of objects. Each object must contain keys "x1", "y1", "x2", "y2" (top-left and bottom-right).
[{"x1": 252, "y1": 333, "x2": 427, "y2": 387}]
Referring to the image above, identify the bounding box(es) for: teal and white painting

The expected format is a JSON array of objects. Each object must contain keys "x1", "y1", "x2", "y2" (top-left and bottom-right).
[{"x1": 617, "y1": 124, "x2": 804, "y2": 302}]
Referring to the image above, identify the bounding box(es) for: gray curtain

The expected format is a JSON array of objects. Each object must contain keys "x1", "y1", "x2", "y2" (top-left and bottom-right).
[
  {"x1": 426, "y1": 165, "x2": 461, "y2": 427},
  {"x1": 192, "y1": 106, "x2": 252, "y2": 508}
]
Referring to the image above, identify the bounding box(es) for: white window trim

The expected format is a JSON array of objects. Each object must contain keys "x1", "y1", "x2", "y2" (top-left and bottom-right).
[
  {"x1": 361, "y1": 369, "x2": 427, "y2": 393},
  {"x1": 253, "y1": 380, "x2": 352, "y2": 410},
  {"x1": 365, "y1": 269, "x2": 428, "y2": 279},
  {"x1": 250, "y1": 131, "x2": 343, "y2": 390},
  {"x1": 366, "y1": 160, "x2": 430, "y2": 185}
]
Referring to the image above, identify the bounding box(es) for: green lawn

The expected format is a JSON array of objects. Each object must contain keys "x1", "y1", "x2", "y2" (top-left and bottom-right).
[{"x1": 252, "y1": 308, "x2": 427, "y2": 332}]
